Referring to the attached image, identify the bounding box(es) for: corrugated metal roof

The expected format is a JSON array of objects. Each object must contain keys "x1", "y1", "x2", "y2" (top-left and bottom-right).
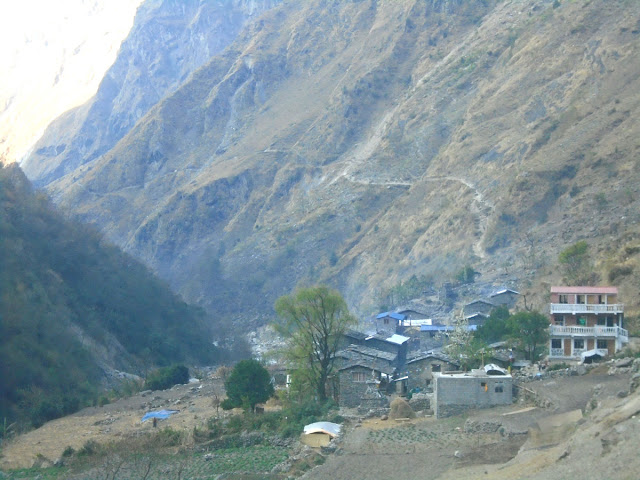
[
  {"x1": 304, "y1": 422, "x2": 341, "y2": 437},
  {"x1": 386, "y1": 334, "x2": 410, "y2": 345},
  {"x1": 420, "y1": 324, "x2": 454, "y2": 332},
  {"x1": 420, "y1": 324, "x2": 477, "y2": 332},
  {"x1": 376, "y1": 311, "x2": 406, "y2": 320},
  {"x1": 550, "y1": 286, "x2": 618, "y2": 294},
  {"x1": 490, "y1": 289, "x2": 520, "y2": 296},
  {"x1": 465, "y1": 312, "x2": 488, "y2": 319}
]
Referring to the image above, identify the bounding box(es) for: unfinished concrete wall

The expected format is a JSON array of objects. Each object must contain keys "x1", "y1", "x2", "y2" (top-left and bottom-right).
[{"x1": 434, "y1": 373, "x2": 513, "y2": 418}]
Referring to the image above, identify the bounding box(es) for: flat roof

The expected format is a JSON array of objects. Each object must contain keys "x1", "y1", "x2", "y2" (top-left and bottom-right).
[
  {"x1": 551, "y1": 286, "x2": 618, "y2": 295},
  {"x1": 386, "y1": 334, "x2": 410, "y2": 345}
]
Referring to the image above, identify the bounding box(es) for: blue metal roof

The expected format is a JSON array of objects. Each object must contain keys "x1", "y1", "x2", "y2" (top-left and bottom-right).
[
  {"x1": 376, "y1": 311, "x2": 406, "y2": 321},
  {"x1": 420, "y1": 324, "x2": 477, "y2": 332}
]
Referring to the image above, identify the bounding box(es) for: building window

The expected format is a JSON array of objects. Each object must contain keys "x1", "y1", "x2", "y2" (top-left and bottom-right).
[
  {"x1": 574, "y1": 339, "x2": 584, "y2": 349},
  {"x1": 597, "y1": 317, "x2": 606, "y2": 326},
  {"x1": 577, "y1": 295, "x2": 585, "y2": 304},
  {"x1": 495, "y1": 384, "x2": 504, "y2": 393},
  {"x1": 554, "y1": 315, "x2": 564, "y2": 326},
  {"x1": 431, "y1": 364, "x2": 441, "y2": 372},
  {"x1": 597, "y1": 339, "x2": 608, "y2": 349},
  {"x1": 598, "y1": 295, "x2": 604, "y2": 304},
  {"x1": 352, "y1": 372, "x2": 367, "y2": 382},
  {"x1": 577, "y1": 317, "x2": 587, "y2": 326},
  {"x1": 559, "y1": 294, "x2": 568, "y2": 304},
  {"x1": 384, "y1": 318, "x2": 389, "y2": 325},
  {"x1": 551, "y1": 339, "x2": 562, "y2": 349}
]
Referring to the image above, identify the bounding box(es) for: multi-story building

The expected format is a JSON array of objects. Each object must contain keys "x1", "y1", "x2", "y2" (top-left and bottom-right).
[{"x1": 549, "y1": 286, "x2": 628, "y2": 360}]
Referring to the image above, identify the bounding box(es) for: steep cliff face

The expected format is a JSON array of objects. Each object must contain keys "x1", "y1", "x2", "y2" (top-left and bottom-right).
[
  {"x1": 21, "y1": 0, "x2": 281, "y2": 185},
  {"x1": 0, "y1": 0, "x2": 142, "y2": 164},
  {"x1": 30, "y1": 0, "x2": 640, "y2": 323}
]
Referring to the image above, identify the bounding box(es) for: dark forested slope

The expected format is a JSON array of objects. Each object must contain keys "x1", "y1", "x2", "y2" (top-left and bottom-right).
[{"x1": 0, "y1": 164, "x2": 220, "y2": 428}]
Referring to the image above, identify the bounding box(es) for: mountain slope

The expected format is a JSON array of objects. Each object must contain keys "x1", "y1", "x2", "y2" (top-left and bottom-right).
[
  {"x1": 26, "y1": 0, "x2": 640, "y2": 323},
  {"x1": 0, "y1": 164, "x2": 222, "y2": 428},
  {"x1": 21, "y1": 0, "x2": 281, "y2": 185},
  {"x1": 0, "y1": 0, "x2": 142, "y2": 164}
]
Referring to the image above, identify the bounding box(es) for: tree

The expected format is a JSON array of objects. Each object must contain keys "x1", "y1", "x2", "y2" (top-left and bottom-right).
[
  {"x1": 558, "y1": 241, "x2": 599, "y2": 286},
  {"x1": 475, "y1": 306, "x2": 511, "y2": 343},
  {"x1": 274, "y1": 286, "x2": 356, "y2": 402},
  {"x1": 144, "y1": 365, "x2": 189, "y2": 391},
  {"x1": 442, "y1": 316, "x2": 486, "y2": 371},
  {"x1": 455, "y1": 265, "x2": 479, "y2": 285},
  {"x1": 222, "y1": 359, "x2": 274, "y2": 412},
  {"x1": 507, "y1": 311, "x2": 549, "y2": 362}
]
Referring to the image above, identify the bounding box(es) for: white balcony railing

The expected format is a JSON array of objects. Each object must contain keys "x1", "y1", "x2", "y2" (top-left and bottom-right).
[
  {"x1": 550, "y1": 325, "x2": 628, "y2": 341},
  {"x1": 550, "y1": 348, "x2": 564, "y2": 357},
  {"x1": 550, "y1": 303, "x2": 624, "y2": 314}
]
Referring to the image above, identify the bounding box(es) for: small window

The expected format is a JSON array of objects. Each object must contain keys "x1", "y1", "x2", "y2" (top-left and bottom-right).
[
  {"x1": 352, "y1": 372, "x2": 367, "y2": 382},
  {"x1": 431, "y1": 364, "x2": 441, "y2": 372},
  {"x1": 554, "y1": 315, "x2": 564, "y2": 326},
  {"x1": 597, "y1": 339, "x2": 608, "y2": 349},
  {"x1": 597, "y1": 317, "x2": 606, "y2": 326},
  {"x1": 559, "y1": 294, "x2": 568, "y2": 304},
  {"x1": 481, "y1": 382, "x2": 487, "y2": 392},
  {"x1": 577, "y1": 295, "x2": 585, "y2": 304},
  {"x1": 384, "y1": 318, "x2": 389, "y2": 325},
  {"x1": 574, "y1": 339, "x2": 584, "y2": 349},
  {"x1": 551, "y1": 339, "x2": 562, "y2": 349},
  {"x1": 495, "y1": 384, "x2": 504, "y2": 393}
]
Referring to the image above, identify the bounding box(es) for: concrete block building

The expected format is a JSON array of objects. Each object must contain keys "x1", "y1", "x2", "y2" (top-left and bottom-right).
[
  {"x1": 433, "y1": 370, "x2": 512, "y2": 418},
  {"x1": 549, "y1": 286, "x2": 628, "y2": 360}
]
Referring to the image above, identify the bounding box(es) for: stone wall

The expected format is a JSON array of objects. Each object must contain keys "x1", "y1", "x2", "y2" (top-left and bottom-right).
[{"x1": 339, "y1": 366, "x2": 381, "y2": 408}]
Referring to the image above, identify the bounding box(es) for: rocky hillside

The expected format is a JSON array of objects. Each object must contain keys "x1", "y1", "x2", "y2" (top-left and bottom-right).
[
  {"x1": 0, "y1": 0, "x2": 142, "y2": 164},
  {"x1": 21, "y1": 0, "x2": 281, "y2": 185},
  {"x1": 23, "y1": 0, "x2": 640, "y2": 325}
]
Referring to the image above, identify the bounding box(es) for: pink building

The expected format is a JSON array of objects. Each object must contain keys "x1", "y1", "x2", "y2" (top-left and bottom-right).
[{"x1": 549, "y1": 286, "x2": 628, "y2": 360}]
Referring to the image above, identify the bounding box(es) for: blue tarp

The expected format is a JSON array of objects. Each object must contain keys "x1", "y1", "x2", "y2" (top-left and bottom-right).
[{"x1": 141, "y1": 409, "x2": 179, "y2": 422}]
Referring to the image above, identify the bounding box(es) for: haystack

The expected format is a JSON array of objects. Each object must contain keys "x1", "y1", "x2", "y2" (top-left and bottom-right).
[{"x1": 389, "y1": 397, "x2": 416, "y2": 419}]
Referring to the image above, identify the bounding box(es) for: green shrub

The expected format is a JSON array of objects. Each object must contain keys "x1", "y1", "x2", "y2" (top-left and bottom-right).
[
  {"x1": 78, "y1": 439, "x2": 99, "y2": 457},
  {"x1": 608, "y1": 264, "x2": 633, "y2": 283},
  {"x1": 547, "y1": 362, "x2": 570, "y2": 371},
  {"x1": 62, "y1": 446, "x2": 75, "y2": 457},
  {"x1": 144, "y1": 365, "x2": 189, "y2": 391}
]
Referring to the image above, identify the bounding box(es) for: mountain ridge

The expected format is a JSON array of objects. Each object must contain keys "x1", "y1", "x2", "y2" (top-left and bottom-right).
[{"x1": 23, "y1": 0, "x2": 640, "y2": 326}]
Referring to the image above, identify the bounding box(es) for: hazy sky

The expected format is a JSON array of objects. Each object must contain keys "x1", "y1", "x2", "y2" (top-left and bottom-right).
[{"x1": 0, "y1": 0, "x2": 143, "y2": 163}]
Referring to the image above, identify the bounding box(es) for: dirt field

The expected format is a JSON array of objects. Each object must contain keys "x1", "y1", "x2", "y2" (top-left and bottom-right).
[
  {"x1": 301, "y1": 366, "x2": 636, "y2": 480},
  {"x1": 0, "y1": 376, "x2": 227, "y2": 470}
]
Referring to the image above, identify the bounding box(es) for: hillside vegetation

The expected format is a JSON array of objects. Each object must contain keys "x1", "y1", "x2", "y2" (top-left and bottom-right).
[
  {"x1": 0, "y1": 165, "x2": 221, "y2": 429},
  {"x1": 24, "y1": 0, "x2": 640, "y2": 324}
]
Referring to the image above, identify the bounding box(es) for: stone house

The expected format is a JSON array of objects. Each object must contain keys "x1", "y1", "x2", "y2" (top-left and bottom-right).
[
  {"x1": 463, "y1": 299, "x2": 495, "y2": 317},
  {"x1": 337, "y1": 359, "x2": 396, "y2": 408},
  {"x1": 404, "y1": 353, "x2": 459, "y2": 391},
  {"x1": 489, "y1": 289, "x2": 520, "y2": 308},
  {"x1": 433, "y1": 370, "x2": 513, "y2": 418},
  {"x1": 465, "y1": 312, "x2": 488, "y2": 327},
  {"x1": 375, "y1": 311, "x2": 406, "y2": 333},
  {"x1": 363, "y1": 333, "x2": 409, "y2": 366}
]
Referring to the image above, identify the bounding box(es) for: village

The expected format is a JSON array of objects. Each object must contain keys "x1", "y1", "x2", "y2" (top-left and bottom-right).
[{"x1": 259, "y1": 283, "x2": 630, "y2": 420}]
